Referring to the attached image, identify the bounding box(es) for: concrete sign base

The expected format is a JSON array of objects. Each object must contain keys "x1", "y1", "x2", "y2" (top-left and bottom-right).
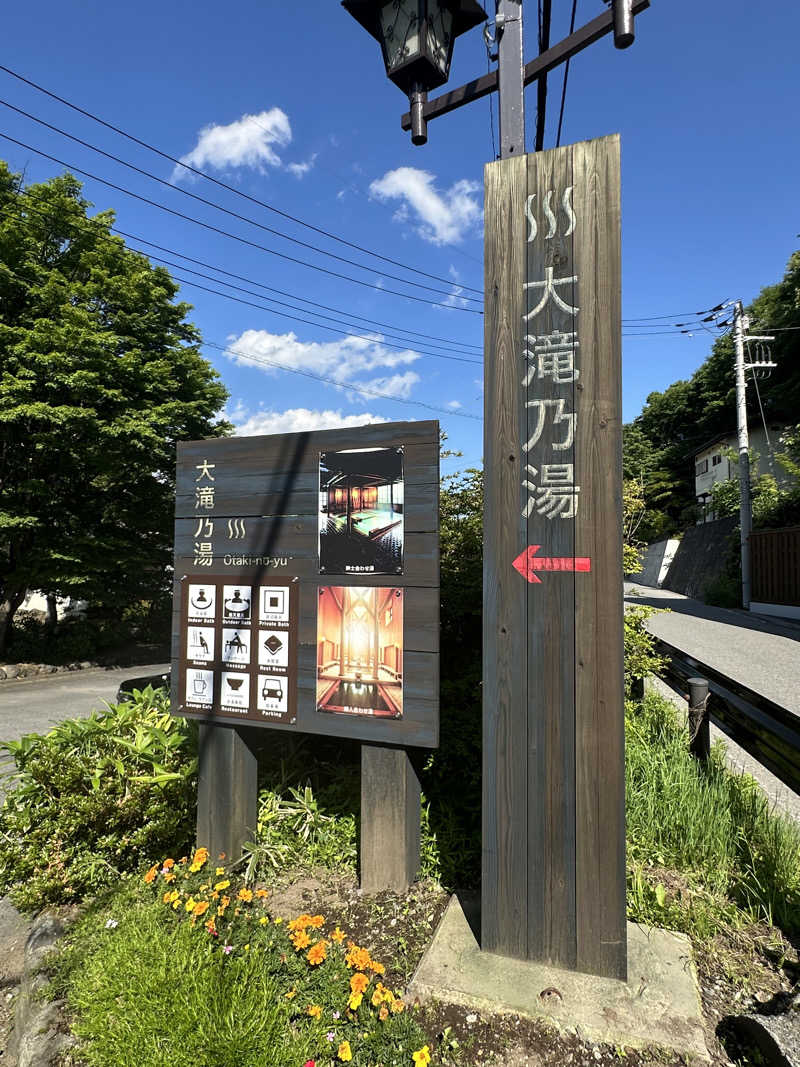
[{"x1": 409, "y1": 896, "x2": 709, "y2": 1062}]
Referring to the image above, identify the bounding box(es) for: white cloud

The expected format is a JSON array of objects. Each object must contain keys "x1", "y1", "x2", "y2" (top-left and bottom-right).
[
  {"x1": 434, "y1": 265, "x2": 470, "y2": 311},
  {"x1": 287, "y1": 154, "x2": 317, "y2": 179},
  {"x1": 447, "y1": 399, "x2": 462, "y2": 409},
  {"x1": 172, "y1": 109, "x2": 292, "y2": 181},
  {"x1": 369, "y1": 167, "x2": 481, "y2": 245},
  {"x1": 233, "y1": 408, "x2": 390, "y2": 436},
  {"x1": 225, "y1": 330, "x2": 422, "y2": 402}
]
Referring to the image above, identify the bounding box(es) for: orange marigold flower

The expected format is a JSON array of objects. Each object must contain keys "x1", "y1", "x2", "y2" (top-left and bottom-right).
[
  {"x1": 345, "y1": 946, "x2": 372, "y2": 971},
  {"x1": 306, "y1": 1004, "x2": 322, "y2": 1019},
  {"x1": 331, "y1": 926, "x2": 346, "y2": 943},
  {"x1": 391, "y1": 998, "x2": 405, "y2": 1014},
  {"x1": 237, "y1": 888, "x2": 253, "y2": 902},
  {"x1": 347, "y1": 991, "x2": 363, "y2": 1011},
  {"x1": 179, "y1": 856, "x2": 188, "y2": 865},
  {"x1": 143, "y1": 865, "x2": 158, "y2": 884},
  {"x1": 255, "y1": 888, "x2": 268, "y2": 899},
  {"x1": 306, "y1": 941, "x2": 327, "y2": 966},
  {"x1": 192, "y1": 901, "x2": 210, "y2": 917},
  {"x1": 288, "y1": 913, "x2": 313, "y2": 932},
  {"x1": 379, "y1": 1004, "x2": 389, "y2": 1021},
  {"x1": 163, "y1": 872, "x2": 176, "y2": 883},
  {"x1": 162, "y1": 858, "x2": 175, "y2": 869},
  {"x1": 308, "y1": 914, "x2": 324, "y2": 928},
  {"x1": 350, "y1": 973, "x2": 369, "y2": 995},
  {"x1": 370, "y1": 959, "x2": 385, "y2": 975},
  {"x1": 292, "y1": 930, "x2": 312, "y2": 950}
]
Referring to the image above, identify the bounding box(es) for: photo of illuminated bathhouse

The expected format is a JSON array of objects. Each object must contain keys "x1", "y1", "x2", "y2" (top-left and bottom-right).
[
  {"x1": 316, "y1": 586, "x2": 403, "y2": 719},
  {"x1": 319, "y1": 447, "x2": 403, "y2": 574}
]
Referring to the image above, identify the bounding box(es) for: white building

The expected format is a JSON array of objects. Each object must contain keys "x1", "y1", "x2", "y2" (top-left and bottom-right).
[{"x1": 693, "y1": 425, "x2": 794, "y2": 521}]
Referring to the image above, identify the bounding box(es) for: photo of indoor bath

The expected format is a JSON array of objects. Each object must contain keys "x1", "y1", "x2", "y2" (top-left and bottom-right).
[
  {"x1": 316, "y1": 586, "x2": 403, "y2": 718},
  {"x1": 318, "y1": 448, "x2": 403, "y2": 573}
]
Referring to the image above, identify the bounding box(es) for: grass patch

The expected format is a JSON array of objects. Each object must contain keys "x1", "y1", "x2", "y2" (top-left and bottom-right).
[
  {"x1": 51, "y1": 854, "x2": 432, "y2": 1067},
  {"x1": 626, "y1": 690, "x2": 800, "y2": 935}
]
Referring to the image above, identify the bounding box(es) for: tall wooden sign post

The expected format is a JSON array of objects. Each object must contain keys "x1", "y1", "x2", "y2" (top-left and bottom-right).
[{"x1": 482, "y1": 136, "x2": 626, "y2": 980}]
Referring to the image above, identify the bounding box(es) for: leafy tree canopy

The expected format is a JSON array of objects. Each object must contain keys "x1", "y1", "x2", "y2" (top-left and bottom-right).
[
  {"x1": 625, "y1": 251, "x2": 800, "y2": 540},
  {"x1": 0, "y1": 162, "x2": 231, "y2": 653}
]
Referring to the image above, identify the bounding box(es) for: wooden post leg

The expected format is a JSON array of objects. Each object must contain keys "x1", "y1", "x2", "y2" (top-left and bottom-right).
[
  {"x1": 360, "y1": 743, "x2": 420, "y2": 893},
  {"x1": 196, "y1": 724, "x2": 258, "y2": 862}
]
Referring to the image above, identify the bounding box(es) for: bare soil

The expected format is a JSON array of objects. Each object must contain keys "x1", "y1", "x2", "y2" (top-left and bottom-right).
[{"x1": 266, "y1": 867, "x2": 800, "y2": 1067}]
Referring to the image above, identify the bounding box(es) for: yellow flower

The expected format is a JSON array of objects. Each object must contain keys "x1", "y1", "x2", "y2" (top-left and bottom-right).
[
  {"x1": 412, "y1": 1046, "x2": 431, "y2": 1066},
  {"x1": 189, "y1": 848, "x2": 209, "y2": 872},
  {"x1": 214, "y1": 879, "x2": 230, "y2": 891},
  {"x1": 163, "y1": 872, "x2": 176, "y2": 883},
  {"x1": 163, "y1": 890, "x2": 179, "y2": 904},
  {"x1": 171, "y1": 898, "x2": 181, "y2": 910},
  {"x1": 274, "y1": 916, "x2": 283, "y2": 925},
  {"x1": 337, "y1": 1040, "x2": 353, "y2": 1062},
  {"x1": 143, "y1": 865, "x2": 158, "y2": 884},
  {"x1": 285, "y1": 988, "x2": 297, "y2": 999},
  {"x1": 215, "y1": 867, "x2": 225, "y2": 876},
  {"x1": 379, "y1": 1004, "x2": 389, "y2": 1021},
  {"x1": 350, "y1": 973, "x2": 369, "y2": 995},
  {"x1": 307, "y1": 940, "x2": 327, "y2": 966},
  {"x1": 238, "y1": 888, "x2": 253, "y2": 902},
  {"x1": 348, "y1": 991, "x2": 363, "y2": 1011},
  {"x1": 307, "y1": 1004, "x2": 322, "y2": 1019},
  {"x1": 259, "y1": 916, "x2": 269, "y2": 926},
  {"x1": 192, "y1": 901, "x2": 210, "y2": 917},
  {"x1": 370, "y1": 960, "x2": 386, "y2": 975},
  {"x1": 308, "y1": 914, "x2": 324, "y2": 928},
  {"x1": 391, "y1": 998, "x2": 405, "y2": 1014},
  {"x1": 184, "y1": 897, "x2": 197, "y2": 912},
  {"x1": 331, "y1": 926, "x2": 346, "y2": 943},
  {"x1": 244, "y1": 944, "x2": 250, "y2": 952}
]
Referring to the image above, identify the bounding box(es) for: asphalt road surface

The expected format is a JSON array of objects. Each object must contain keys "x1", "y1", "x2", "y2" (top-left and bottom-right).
[{"x1": 0, "y1": 664, "x2": 169, "y2": 801}]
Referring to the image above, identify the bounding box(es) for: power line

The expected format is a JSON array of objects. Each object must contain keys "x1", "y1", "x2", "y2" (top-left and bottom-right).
[
  {"x1": 0, "y1": 62, "x2": 484, "y2": 296},
  {"x1": 0, "y1": 257, "x2": 481, "y2": 420},
  {"x1": 0, "y1": 129, "x2": 483, "y2": 314},
  {"x1": 14, "y1": 191, "x2": 484, "y2": 356},
  {"x1": 555, "y1": 0, "x2": 578, "y2": 148},
  {"x1": 0, "y1": 100, "x2": 483, "y2": 304},
  {"x1": 202, "y1": 340, "x2": 482, "y2": 421}
]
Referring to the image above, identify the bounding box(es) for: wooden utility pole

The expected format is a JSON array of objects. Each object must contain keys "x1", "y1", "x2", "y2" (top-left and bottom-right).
[{"x1": 482, "y1": 137, "x2": 627, "y2": 980}]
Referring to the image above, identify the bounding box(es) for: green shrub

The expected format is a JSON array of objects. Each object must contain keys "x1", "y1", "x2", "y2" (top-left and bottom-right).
[
  {"x1": 703, "y1": 572, "x2": 741, "y2": 609},
  {"x1": 0, "y1": 686, "x2": 197, "y2": 909},
  {"x1": 623, "y1": 605, "x2": 666, "y2": 695}
]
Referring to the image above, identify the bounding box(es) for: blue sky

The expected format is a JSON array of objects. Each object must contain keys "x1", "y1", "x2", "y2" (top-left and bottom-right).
[{"x1": 3, "y1": 0, "x2": 798, "y2": 470}]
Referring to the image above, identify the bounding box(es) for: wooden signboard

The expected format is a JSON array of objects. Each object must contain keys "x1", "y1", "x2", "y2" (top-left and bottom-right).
[
  {"x1": 171, "y1": 419, "x2": 440, "y2": 749},
  {"x1": 482, "y1": 137, "x2": 626, "y2": 980}
]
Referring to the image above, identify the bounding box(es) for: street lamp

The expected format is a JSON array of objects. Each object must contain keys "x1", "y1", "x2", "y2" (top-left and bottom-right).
[{"x1": 341, "y1": 0, "x2": 487, "y2": 145}]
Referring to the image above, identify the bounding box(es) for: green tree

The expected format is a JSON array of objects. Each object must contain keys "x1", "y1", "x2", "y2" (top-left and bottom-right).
[{"x1": 0, "y1": 163, "x2": 230, "y2": 655}]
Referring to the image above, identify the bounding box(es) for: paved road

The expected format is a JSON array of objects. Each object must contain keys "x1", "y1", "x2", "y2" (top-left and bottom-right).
[
  {"x1": 625, "y1": 583, "x2": 800, "y2": 715},
  {"x1": 0, "y1": 664, "x2": 169, "y2": 802}
]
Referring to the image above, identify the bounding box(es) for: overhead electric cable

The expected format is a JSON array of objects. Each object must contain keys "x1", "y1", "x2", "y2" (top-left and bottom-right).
[
  {"x1": 0, "y1": 98, "x2": 481, "y2": 303},
  {"x1": 14, "y1": 192, "x2": 483, "y2": 355},
  {"x1": 0, "y1": 62, "x2": 483, "y2": 296},
  {"x1": 201, "y1": 340, "x2": 482, "y2": 421},
  {"x1": 555, "y1": 0, "x2": 578, "y2": 148},
  {"x1": 0, "y1": 130, "x2": 483, "y2": 314}
]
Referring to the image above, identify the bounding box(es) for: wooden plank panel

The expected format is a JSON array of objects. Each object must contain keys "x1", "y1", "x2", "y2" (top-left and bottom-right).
[
  {"x1": 482, "y1": 152, "x2": 529, "y2": 958},
  {"x1": 573, "y1": 135, "x2": 626, "y2": 981},
  {"x1": 360, "y1": 744, "x2": 421, "y2": 892},
  {"x1": 525, "y1": 144, "x2": 577, "y2": 971}
]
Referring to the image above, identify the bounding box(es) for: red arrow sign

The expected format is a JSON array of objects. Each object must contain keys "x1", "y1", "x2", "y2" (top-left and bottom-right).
[{"x1": 512, "y1": 545, "x2": 592, "y2": 584}]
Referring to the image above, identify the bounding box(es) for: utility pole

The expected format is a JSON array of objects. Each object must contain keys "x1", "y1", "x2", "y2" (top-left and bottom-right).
[
  {"x1": 733, "y1": 300, "x2": 775, "y2": 610},
  {"x1": 733, "y1": 300, "x2": 752, "y2": 609},
  {"x1": 496, "y1": 0, "x2": 525, "y2": 158}
]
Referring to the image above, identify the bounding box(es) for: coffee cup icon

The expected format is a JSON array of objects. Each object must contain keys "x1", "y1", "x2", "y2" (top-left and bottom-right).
[{"x1": 193, "y1": 677, "x2": 207, "y2": 695}]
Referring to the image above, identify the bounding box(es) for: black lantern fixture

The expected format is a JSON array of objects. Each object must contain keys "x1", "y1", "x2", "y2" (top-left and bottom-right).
[{"x1": 341, "y1": 0, "x2": 487, "y2": 145}]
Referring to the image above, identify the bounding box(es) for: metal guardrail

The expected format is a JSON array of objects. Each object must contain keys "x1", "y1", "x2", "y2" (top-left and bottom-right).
[{"x1": 653, "y1": 638, "x2": 800, "y2": 796}]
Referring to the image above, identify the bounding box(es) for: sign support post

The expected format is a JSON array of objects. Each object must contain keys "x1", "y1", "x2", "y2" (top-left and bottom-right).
[
  {"x1": 196, "y1": 723, "x2": 259, "y2": 863},
  {"x1": 482, "y1": 137, "x2": 626, "y2": 980},
  {"x1": 360, "y1": 743, "x2": 421, "y2": 892}
]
